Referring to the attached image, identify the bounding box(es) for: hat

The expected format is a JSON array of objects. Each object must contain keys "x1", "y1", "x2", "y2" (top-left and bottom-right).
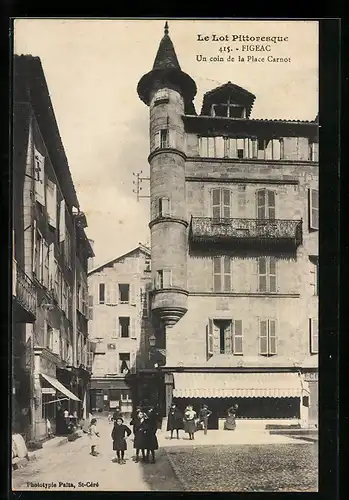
[
  {"x1": 203, "y1": 404, "x2": 208, "y2": 409},
  {"x1": 116, "y1": 416, "x2": 124, "y2": 423}
]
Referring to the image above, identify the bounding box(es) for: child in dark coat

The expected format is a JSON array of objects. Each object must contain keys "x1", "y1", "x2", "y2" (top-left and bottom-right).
[{"x1": 111, "y1": 417, "x2": 132, "y2": 464}]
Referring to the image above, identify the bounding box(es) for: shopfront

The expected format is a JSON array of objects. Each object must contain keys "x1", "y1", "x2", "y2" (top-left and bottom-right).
[
  {"x1": 89, "y1": 377, "x2": 134, "y2": 417},
  {"x1": 165, "y1": 370, "x2": 309, "y2": 429}
]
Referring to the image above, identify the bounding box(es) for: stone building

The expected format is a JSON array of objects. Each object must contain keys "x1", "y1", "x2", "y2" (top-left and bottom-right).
[
  {"x1": 137, "y1": 23, "x2": 318, "y2": 428},
  {"x1": 88, "y1": 244, "x2": 153, "y2": 416},
  {"x1": 12, "y1": 55, "x2": 94, "y2": 441}
]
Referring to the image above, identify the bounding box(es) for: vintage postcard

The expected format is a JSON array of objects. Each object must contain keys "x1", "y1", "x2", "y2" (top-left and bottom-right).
[{"x1": 12, "y1": 18, "x2": 319, "y2": 492}]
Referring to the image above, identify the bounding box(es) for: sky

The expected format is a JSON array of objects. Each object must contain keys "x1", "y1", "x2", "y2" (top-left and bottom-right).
[{"x1": 14, "y1": 19, "x2": 319, "y2": 267}]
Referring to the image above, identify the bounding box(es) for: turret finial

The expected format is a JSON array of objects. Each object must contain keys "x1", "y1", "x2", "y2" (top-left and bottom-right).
[{"x1": 164, "y1": 21, "x2": 169, "y2": 35}]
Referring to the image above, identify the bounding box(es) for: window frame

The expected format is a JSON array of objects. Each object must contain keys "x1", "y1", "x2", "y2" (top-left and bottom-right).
[
  {"x1": 258, "y1": 257, "x2": 277, "y2": 293},
  {"x1": 211, "y1": 187, "x2": 231, "y2": 219},
  {"x1": 99, "y1": 283, "x2": 105, "y2": 304},
  {"x1": 259, "y1": 319, "x2": 277, "y2": 356},
  {"x1": 309, "y1": 318, "x2": 319, "y2": 354},
  {"x1": 119, "y1": 316, "x2": 130, "y2": 338},
  {"x1": 309, "y1": 188, "x2": 319, "y2": 231},
  {"x1": 213, "y1": 256, "x2": 233, "y2": 293}
]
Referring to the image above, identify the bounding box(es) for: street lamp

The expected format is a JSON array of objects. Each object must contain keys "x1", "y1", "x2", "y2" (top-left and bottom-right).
[{"x1": 149, "y1": 334, "x2": 156, "y2": 348}]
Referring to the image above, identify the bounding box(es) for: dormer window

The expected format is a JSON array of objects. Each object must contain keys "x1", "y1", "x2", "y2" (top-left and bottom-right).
[{"x1": 211, "y1": 100, "x2": 246, "y2": 119}]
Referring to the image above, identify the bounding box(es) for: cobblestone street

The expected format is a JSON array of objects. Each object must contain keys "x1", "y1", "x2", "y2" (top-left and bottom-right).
[{"x1": 12, "y1": 416, "x2": 317, "y2": 492}]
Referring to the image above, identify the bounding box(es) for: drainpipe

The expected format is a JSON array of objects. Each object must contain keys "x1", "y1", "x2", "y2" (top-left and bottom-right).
[{"x1": 72, "y1": 218, "x2": 77, "y2": 368}]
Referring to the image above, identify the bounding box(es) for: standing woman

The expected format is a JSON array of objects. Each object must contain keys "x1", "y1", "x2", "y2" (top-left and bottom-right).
[
  {"x1": 167, "y1": 403, "x2": 183, "y2": 439},
  {"x1": 111, "y1": 417, "x2": 132, "y2": 464},
  {"x1": 131, "y1": 410, "x2": 147, "y2": 463},
  {"x1": 183, "y1": 405, "x2": 197, "y2": 440}
]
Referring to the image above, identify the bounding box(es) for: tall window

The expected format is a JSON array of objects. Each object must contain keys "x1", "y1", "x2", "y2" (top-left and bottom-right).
[
  {"x1": 119, "y1": 317, "x2": 130, "y2": 338},
  {"x1": 156, "y1": 270, "x2": 172, "y2": 289},
  {"x1": 212, "y1": 188, "x2": 231, "y2": 219},
  {"x1": 160, "y1": 129, "x2": 168, "y2": 148},
  {"x1": 309, "y1": 189, "x2": 319, "y2": 230},
  {"x1": 259, "y1": 319, "x2": 277, "y2": 356},
  {"x1": 43, "y1": 242, "x2": 49, "y2": 287},
  {"x1": 310, "y1": 256, "x2": 319, "y2": 296},
  {"x1": 158, "y1": 197, "x2": 171, "y2": 217},
  {"x1": 213, "y1": 256, "x2": 232, "y2": 292},
  {"x1": 207, "y1": 318, "x2": 243, "y2": 356},
  {"x1": 88, "y1": 295, "x2": 93, "y2": 320},
  {"x1": 34, "y1": 230, "x2": 43, "y2": 281},
  {"x1": 119, "y1": 353, "x2": 130, "y2": 374},
  {"x1": 64, "y1": 230, "x2": 71, "y2": 268},
  {"x1": 258, "y1": 257, "x2": 277, "y2": 293},
  {"x1": 309, "y1": 142, "x2": 319, "y2": 161},
  {"x1": 99, "y1": 283, "x2": 105, "y2": 304},
  {"x1": 199, "y1": 137, "x2": 216, "y2": 157},
  {"x1": 119, "y1": 284, "x2": 130, "y2": 303},
  {"x1": 46, "y1": 324, "x2": 54, "y2": 350},
  {"x1": 309, "y1": 318, "x2": 318, "y2": 354},
  {"x1": 257, "y1": 189, "x2": 276, "y2": 220}
]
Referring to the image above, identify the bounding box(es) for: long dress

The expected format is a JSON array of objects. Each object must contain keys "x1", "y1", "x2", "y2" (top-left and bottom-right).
[
  {"x1": 88, "y1": 424, "x2": 99, "y2": 446},
  {"x1": 224, "y1": 408, "x2": 237, "y2": 430},
  {"x1": 183, "y1": 410, "x2": 197, "y2": 434},
  {"x1": 111, "y1": 423, "x2": 132, "y2": 451},
  {"x1": 143, "y1": 418, "x2": 159, "y2": 451},
  {"x1": 167, "y1": 408, "x2": 184, "y2": 431},
  {"x1": 132, "y1": 418, "x2": 147, "y2": 450}
]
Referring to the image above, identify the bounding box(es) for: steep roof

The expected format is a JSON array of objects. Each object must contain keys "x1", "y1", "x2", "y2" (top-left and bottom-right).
[
  {"x1": 13, "y1": 54, "x2": 80, "y2": 209},
  {"x1": 152, "y1": 22, "x2": 181, "y2": 71},
  {"x1": 200, "y1": 81, "x2": 256, "y2": 118},
  {"x1": 88, "y1": 243, "x2": 150, "y2": 276}
]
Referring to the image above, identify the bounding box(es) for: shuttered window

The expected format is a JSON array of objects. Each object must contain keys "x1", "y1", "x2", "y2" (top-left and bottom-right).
[
  {"x1": 156, "y1": 270, "x2": 172, "y2": 289},
  {"x1": 259, "y1": 319, "x2": 277, "y2": 356},
  {"x1": 207, "y1": 319, "x2": 243, "y2": 357},
  {"x1": 158, "y1": 197, "x2": 171, "y2": 217},
  {"x1": 310, "y1": 318, "x2": 319, "y2": 354},
  {"x1": 99, "y1": 283, "x2": 105, "y2": 304},
  {"x1": 212, "y1": 188, "x2": 231, "y2": 218},
  {"x1": 213, "y1": 256, "x2": 232, "y2": 292},
  {"x1": 258, "y1": 257, "x2": 277, "y2": 293},
  {"x1": 309, "y1": 189, "x2": 319, "y2": 230},
  {"x1": 257, "y1": 189, "x2": 276, "y2": 220},
  {"x1": 34, "y1": 148, "x2": 45, "y2": 206}
]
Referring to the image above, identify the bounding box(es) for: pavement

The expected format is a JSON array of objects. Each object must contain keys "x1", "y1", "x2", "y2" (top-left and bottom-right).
[{"x1": 11, "y1": 416, "x2": 313, "y2": 492}]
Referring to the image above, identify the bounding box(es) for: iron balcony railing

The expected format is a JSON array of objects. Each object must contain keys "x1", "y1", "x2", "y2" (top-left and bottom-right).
[
  {"x1": 15, "y1": 264, "x2": 37, "y2": 318},
  {"x1": 189, "y1": 217, "x2": 303, "y2": 247}
]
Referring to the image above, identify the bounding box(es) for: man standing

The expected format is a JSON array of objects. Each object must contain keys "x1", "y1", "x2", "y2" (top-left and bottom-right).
[{"x1": 199, "y1": 404, "x2": 212, "y2": 435}]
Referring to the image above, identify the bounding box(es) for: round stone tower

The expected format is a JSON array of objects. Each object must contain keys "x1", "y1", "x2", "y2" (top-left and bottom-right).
[{"x1": 137, "y1": 22, "x2": 197, "y2": 327}]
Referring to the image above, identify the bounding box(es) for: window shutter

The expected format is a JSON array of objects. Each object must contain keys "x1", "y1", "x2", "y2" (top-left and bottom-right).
[
  {"x1": 223, "y1": 256, "x2": 232, "y2": 292},
  {"x1": 257, "y1": 190, "x2": 266, "y2": 219},
  {"x1": 34, "y1": 148, "x2": 45, "y2": 206},
  {"x1": 212, "y1": 321, "x2": 220, "y2": 354},
  {"x1": 169, "y1": 129, "x2": 176, "y2": 149},
  {"x1": 130, "y1": 352, "x2": 136, "y2": 373},
  {"x1": 309, "y1": 189, "x2": 319, "y2": 230},
  {"x1": 199, "y1": 137, "x2": 207, "y2": 157},
  {"x1": 207, "y1": 319, "x2": 214, "y2": 357},
  {"x1": 238, "y1": 185, "x2": 246, "y2": 212},
  {"x1": 224, "y1": 322, "x2": 232, "y2": 355},
  {"x1": 208, "y1": 137, "x2": 215, "y2": 157},
  {"x1": 213, "y1": 257, "x2": 222, "y2": 292},
  {"x1": 222, "y1": 189, "x2": 231, "y2": 218},
  {"x1": 269, "y1": 258, "x2": 277, "y2": 292},
  {"x1": 310, "y1": 318, "x2": 318, "y2": 354},
  {"x1": 233, "y1": 320, "x2": 243, "y2": 355},
  {"x1": 154, "y1": 131, "x2": 161, "y2": 150},
  {"x1": 258, "y1": 257, "x2": 267, "y2": 292},
  {"x1": 109, "y1": 282, "x2": 117, "y2": 305},
  {"x1": 88, "y1": 295, "x2": 93, "y2": 320},
  {"x1": 163, "y1": 270, "x2": 172, "y2": 288},
  {"x1": 47, "y1": 179, "x2": 57, "y2": 228},
  {"x1": 212, "y1": 188, "x2": 221, "y2": 218},
  {"x1": 59, "y1": 200, "x2": 66, "y2": 242},
  {"x1": 130, "y1": 283, "x2": 136, "y2": 304},
  {"x1": 39, "y1": 235, "x2": 44, "y2": 282},
  {"x1": 229, "y1": 138, "x2": 237, "y2": 158},
  {"x1": 105, "y1": 284, "x2": 112, "y2": 305},
  {"x1": 32, "y1": 220, "x2": 37, "y2": 273},
  {"x1": 130, "y1": 318, "x2": 137, "y2": 339},
  {"x1": 272, "y1": 139, "x2": 281, "y2": 160},
  {"x1": 52, "y1": 328, "x2": 60, "y2": 355},
  {"x1": 252, "y1": 138, "x2": 258, "y2": 158},
  {"x1": 48, "y1": 243, "x2": 54, "y2": 289},
  {"x1": 111, "y1": 318, "x2": 118, "y2": 338},
  {"x1": 268, "y1": 320, "x2": 277, "y2": 355},
  {"x1": 267, "y1": 190, "x2": 276, "y2": 220},
  {"x1": 215, "y1": 137, "x2": 225, "y2": 157},
  {"x1": 259, "y1": 320, "x2": 268, "y2": 355}
]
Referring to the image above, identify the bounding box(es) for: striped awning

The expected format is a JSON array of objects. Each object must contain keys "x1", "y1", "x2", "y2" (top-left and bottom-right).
[{"x1": 172, "y1": 372, "x2": 302, "y2": 398}]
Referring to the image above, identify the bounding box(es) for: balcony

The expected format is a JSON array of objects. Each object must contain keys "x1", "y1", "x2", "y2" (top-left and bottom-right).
[
  {"x1": 189, "y1": 217, "x2": 302, "y2": 250},
  {"x1": 13, "y1": 263, "x2": 37, "y2": 323}
]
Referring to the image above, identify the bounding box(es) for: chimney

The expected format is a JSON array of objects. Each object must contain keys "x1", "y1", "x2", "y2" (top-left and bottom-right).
[{"x1": 88, "y1": 239, "x2": 95, "y2": 271}]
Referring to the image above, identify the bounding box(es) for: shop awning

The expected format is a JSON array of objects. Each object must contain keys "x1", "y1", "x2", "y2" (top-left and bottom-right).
[
  {"x1": 172, "y1": 372, "x2": 302, "y2": 398},
  {"x1": 40, "y1": 373, "x2": 81, "y2": 402}
]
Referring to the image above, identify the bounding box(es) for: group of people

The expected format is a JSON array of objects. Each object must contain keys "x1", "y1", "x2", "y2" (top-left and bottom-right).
[
  {"x1": 167, "y1": 402, "x2": 239, "y2": 437},
  {"x1": 88, "y1": 404, "x2": 160, "y2": 464},
  {"x1": 167, "y1": 403, "x2": 212, "y2": 439}
]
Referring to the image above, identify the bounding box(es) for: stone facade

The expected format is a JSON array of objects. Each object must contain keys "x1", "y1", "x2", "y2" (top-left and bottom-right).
[
  {"x1": 137, "y1": 24, "x2": 318, "y2": 428},
  {"x1": 88, "y1": 245, "x2": 152, "y2": 415}
]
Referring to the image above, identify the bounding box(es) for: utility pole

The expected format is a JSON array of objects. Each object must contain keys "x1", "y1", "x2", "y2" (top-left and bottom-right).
[{"x1": 132, "y1": 171, "x2": 150, "y2": 201}]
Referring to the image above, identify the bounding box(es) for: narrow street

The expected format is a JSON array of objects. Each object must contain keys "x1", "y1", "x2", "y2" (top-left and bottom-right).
[{"x1": 12, "y1": 416, "x2": 182, "y2": 492}]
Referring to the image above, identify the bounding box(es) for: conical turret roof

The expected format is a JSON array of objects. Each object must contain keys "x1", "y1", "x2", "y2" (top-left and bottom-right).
[{"x1": 152, "y1": 22, "x2": 181, "y2": 71}]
